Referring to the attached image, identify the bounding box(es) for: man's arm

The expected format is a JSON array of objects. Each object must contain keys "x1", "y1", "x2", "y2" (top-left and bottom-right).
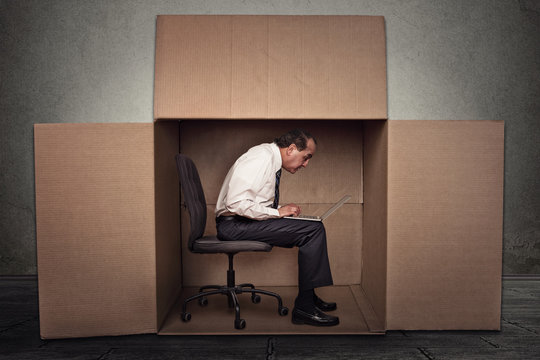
[
  {"x1": 278, "y1": 204, "x2": 302, "y2": 217},
  {"x1": 226, "y1": 197, "x2": 280, "y2": 219}
]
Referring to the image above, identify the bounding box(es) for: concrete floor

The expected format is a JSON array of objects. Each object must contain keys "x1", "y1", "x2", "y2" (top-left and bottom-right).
[{"x1": 1, "y1": 278, "x2": 539, "y2": 359}]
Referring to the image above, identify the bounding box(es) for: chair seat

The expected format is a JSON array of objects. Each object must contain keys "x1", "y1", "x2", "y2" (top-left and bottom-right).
[{"x1": 192, "y1": 235, "x2": 272, "y2": 254}]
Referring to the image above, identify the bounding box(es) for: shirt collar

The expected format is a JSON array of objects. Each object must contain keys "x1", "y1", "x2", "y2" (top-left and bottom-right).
[{"x1": 270, "y1": 143, "x2": 282, "y2": 173}]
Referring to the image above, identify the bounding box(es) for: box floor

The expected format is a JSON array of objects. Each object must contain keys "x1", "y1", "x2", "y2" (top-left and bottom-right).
[{"x1": 159, "y1": 285, "x2": 374, "y2": 335}]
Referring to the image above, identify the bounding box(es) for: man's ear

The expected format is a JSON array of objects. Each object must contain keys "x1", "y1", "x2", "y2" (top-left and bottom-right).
[{"x1": 286, "y1": 144, "x2": 297, "y2": 156}]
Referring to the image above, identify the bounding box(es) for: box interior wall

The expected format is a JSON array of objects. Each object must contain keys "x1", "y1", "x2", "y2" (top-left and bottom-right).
[{"x1": 178, "y1": 120, "x2": 364, "y2": 287}]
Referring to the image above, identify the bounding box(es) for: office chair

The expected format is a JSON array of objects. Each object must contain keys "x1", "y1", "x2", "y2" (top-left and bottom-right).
[{"x1": 175, "y1": 154, "x2": 289, "y2": 329}]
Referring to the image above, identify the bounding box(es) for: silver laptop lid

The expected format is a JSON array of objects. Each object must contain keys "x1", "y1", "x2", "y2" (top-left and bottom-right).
[{"x1": 320, "y1": 195, "x2": 352, "y2": 220}]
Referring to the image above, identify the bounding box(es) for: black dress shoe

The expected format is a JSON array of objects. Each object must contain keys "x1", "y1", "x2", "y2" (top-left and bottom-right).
[
  {"x1": 314, "y1": 295, "x2": 337, "y2": 311},
  {"x1": 292, "y1": 307, "x2": 339, "y2": 327}
]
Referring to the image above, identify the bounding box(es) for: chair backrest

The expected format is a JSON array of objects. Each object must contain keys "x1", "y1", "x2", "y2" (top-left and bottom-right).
[{"x1": 175, "y1": 154, "x2": 207, "y2": 251}]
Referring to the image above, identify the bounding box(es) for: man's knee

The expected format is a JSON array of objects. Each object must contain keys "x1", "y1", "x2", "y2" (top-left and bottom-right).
[
  {"x1": 300, "y1": 221, "x2": 326, "y2": 246},
  {"x1": 310, "y1": 221, "x2": 326, "y2": 237}
]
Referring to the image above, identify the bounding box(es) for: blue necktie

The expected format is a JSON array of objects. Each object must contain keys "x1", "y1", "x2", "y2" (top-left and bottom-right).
[{"x1": 272, "y1": 169, "x2": 281, "y2": 209}]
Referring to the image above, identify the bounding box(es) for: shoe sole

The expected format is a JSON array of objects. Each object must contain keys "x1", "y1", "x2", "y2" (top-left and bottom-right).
[{"x1": 291, "y1": 315, "x2": 340, "y2": 327}]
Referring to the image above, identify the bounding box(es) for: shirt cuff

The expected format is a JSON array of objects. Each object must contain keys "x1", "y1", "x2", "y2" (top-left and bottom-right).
[{"x1": 268, "y1": 208, "x2": 280, "y2": 218}]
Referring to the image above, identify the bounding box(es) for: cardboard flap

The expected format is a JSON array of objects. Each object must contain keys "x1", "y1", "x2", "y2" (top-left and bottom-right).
[
  {"x1": 34, "y1": 123, "x2": 157, "y2": 338},
  {"x1": 154, "y1": 15, "x2": 387, "y2": 120},
  {"x1": 386, "y1": 120, "x2": 504, "y2": 330}
]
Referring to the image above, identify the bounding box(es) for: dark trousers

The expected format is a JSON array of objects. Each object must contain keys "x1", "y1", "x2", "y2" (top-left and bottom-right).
[{"x1": 216, "y1": 217, "x2": 333, "y2": 291}]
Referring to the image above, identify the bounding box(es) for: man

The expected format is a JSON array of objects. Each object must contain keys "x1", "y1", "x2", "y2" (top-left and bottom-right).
[{"x1": 215, "y1": 129, "x2": 339, "y2": 327}]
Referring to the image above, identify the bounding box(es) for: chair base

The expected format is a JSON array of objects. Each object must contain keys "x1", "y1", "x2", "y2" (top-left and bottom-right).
[
  {"x1": 180, "y1": 283, "x2": 289, "y2": 329},
  {"x1": 180, "y1": 254, "x2": 289, "y2": 329}
]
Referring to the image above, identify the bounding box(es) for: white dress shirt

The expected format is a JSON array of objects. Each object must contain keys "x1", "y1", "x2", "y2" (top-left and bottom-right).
[{"x1": 215, "y1": 143, "x2": 282, "y2": 220}]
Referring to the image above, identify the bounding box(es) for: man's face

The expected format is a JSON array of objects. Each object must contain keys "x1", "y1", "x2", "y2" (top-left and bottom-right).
[{"x1": 282, "y1": 138, "x2": 316, "y2": 174}]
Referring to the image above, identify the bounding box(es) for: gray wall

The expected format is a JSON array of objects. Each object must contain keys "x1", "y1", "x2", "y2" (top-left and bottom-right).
[{"x1": 1, "y1": 0, "x2": 539, "y2": 275}]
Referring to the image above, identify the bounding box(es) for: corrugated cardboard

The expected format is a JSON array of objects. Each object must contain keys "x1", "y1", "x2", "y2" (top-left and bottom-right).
[
  {"x1": 154, "y1": 121, "x2": 181, "y2": 330},
  {"x1": 34, "y1": 123, "x2": 157, "y2": 339},
  {"x1": 33, "y1": 14, "x2": 505, "y2": 338},
  {"x1": 386, "y1": 120, "x2": 504, "y2": 330},
  {"x1": 154, "y1": 15, "x2": 387, "y2": 120},
  {"x1": 361, "y1": 120, "x2": 388, "y2": 331},
  {"x1": 34, "y1": 119, "x2": 505, "y2": 337}
]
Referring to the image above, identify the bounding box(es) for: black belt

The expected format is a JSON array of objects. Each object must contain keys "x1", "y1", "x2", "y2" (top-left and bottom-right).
[
  {"x1": 216, "y1": 215, "x2": 253, "y2": 223},
  {"x1": 216, "y1": 216, "x2": 235, "y2": 222}
]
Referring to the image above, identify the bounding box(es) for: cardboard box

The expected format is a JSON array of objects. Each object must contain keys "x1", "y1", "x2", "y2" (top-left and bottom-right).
[{"x1": 34, "y1": 15, "x2": 504, "y2": 339}]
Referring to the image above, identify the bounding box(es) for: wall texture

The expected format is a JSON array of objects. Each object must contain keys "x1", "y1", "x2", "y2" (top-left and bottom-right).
[{"x1": 1, "y1": 0, "x2": 539, "y2": 275}]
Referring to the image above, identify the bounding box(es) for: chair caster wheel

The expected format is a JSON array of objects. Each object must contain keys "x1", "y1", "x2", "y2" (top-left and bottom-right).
[
  {"x1": 251, "y1": 294, "x2": 261, "y2": 304},
  {"x1": 278, "y1": 306, "x2": 289, "y2": 316},
  {"x1": 181, "y1": 312, "x2": 191, "y2": 322},
  {"x1": 235, "y1": 318, "x2": 246, "y2": 329},
  {"x1": 198, "y1": 297, "x2": 208, "y2": 306}
]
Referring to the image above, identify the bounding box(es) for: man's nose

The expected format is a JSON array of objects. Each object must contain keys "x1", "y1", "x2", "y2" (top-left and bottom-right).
[{"x1": 302, "y1": 159, "x2": 309, "y2": 167}]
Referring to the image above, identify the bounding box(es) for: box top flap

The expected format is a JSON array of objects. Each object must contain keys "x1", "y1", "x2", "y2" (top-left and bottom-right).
[{"x1": 154, "y1": 15, "x2": 387, "y2": 120}]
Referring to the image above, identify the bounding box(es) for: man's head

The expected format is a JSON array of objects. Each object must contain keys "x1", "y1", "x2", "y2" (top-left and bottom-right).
[{"x1": 274, "y1": 129, "x2": 317, "y2": 174}]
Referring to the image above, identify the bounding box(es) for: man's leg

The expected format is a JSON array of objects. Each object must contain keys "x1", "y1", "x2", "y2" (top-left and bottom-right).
[
  {"x1": 216, "y1": 217, "x2": 339, "y2": 326},
  {"x1": 217, "y1": 217, "x2": 333, "y2": 290}
]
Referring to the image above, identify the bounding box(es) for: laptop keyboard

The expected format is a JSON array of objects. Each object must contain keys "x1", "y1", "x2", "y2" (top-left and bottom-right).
[{"x1": 297, "y1": 215, "x2": 319, "y2": 219}]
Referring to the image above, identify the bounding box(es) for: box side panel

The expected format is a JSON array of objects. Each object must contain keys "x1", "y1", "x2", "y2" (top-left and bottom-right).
[
  {"x1": 154, "y1": 15, "x2": 387, "y2": 120},
  {"x1": 34, "y1": 123, "x2": 156, "y2": 339},
  {"x1": 361, "y1": 120, "x2": 388, "y2": 329},
  {"x1": 178, "y1": 121, "x2": 363, "y2": 287},
  {"x1": 154, "y1": 121, "x2": 181, "y2": 330},
  {"x1": 387, "y1": 120, "x2": 504, "y2": 330},
  {"x1": 350, "y1": 285, "x2": 385, "y2": 333}
]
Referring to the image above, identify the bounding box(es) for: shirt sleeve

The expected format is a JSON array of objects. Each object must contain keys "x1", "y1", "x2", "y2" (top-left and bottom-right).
[{"x1": 224, "y1": 153, "x2": 280, "y2": 220}]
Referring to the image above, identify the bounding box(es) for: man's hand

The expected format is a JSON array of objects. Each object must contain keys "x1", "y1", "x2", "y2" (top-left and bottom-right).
[{"x1": 278, "y1": 203, "x2": 302, "y2": 217}]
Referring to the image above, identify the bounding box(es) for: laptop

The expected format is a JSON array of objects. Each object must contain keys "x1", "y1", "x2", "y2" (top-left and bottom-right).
[{"x1": 284, "y1": 195, "x2": 352, "y2": 222}]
